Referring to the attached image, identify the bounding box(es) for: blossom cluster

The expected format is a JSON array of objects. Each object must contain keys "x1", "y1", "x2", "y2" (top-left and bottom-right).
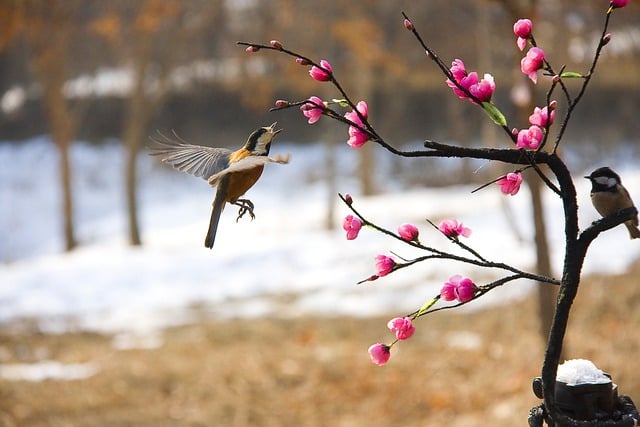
[
  {"x1": 243, "y1": 4, "x2": 631, "y2": 367},
  {"x1": 515, "y1": 103, "x2": 556, "y2": 150},
  {"x1": 367, "y1": 273, "x2": 479, "y2": 366},
  {"x1": 446, "y1": 59, "x2": 495, "y2": 104}
]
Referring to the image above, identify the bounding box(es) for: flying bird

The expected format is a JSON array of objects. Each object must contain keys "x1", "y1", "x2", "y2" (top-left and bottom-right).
[{"x1": 150, "y1": 122, "x2": 289, "y2": 248}]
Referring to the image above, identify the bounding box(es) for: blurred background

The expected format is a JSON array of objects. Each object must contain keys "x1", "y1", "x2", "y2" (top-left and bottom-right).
[{"x1": 1, "y1": 0, "x2": 640, "y2": 426}]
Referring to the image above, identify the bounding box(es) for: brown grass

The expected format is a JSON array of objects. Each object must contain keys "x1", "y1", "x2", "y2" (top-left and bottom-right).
[{"x1": 1, "y1": 261, "x2": 640, "y2": 427}]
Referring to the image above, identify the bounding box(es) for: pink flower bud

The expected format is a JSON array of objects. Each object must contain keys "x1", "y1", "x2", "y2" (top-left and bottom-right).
[
  {"x1": 343, "y1": 215, "x2": 362, "y2": 240},
  {"x1": 345, "y1": 101, "x2": 370, "y2": 148},
  {"x1": 497, "y1": 172, "x2": 523, "y2": 196},
  {"x1": 441, "y1": 275, "x2": 477, "y2": 303},
  {"x1": 274, "y1": 99, "x2": 289, "y2": 108},
  {"x1": 516, "y1": 125, "x2": 544, "y2": 150},
  {"x1": 387, "y1": 317, "x2": 415, "y2": 340},
  {"x1": 296, "y1": 57, "x2": 310, "y2": 66},
  {"x1": 344, "y1": 193, "x2": 353, "y2": 205},
  {"x1": 529, "y1": 105, "x2": 555, "y2": 127},
  {"x1": 270, "y1": 40, "x2": 283, "y2": 49},
  {"x1": 521, "y1": 47, "x2": 546, "y2": 84},
  {"x1": 611, "y1": 0, "x2": 630, "y2": 8},
  {"x1": 514, "y1": 19, "x2": 533, "y2": 51},
  {"x1": 440, "y1": 281, "x2": 458, "y2": 302},
  {"x1": 513, "y1": 19, "x2": 533, "y2": 38},
  {"x1": 374, "y1": 255, "x2": 395, "y2": 277},
  {"x1": 300, "y1": 96, "x2": 324, "y2": 124},
  {"x1": 456, "y1": 277, "x2": 477, "y2": 303},
  {"x1": 368, "y1": 343, "x2": 391, "y2": 366},
  {"x1": 403, "y1": 19, "x2": 414, "y2": 31},
  {"x1": 438, "y1": 219, "x2": 471, "y2": 239},
  {"x1": 245, "y1": 46, "x2": 260, "y2": 53},
  {"x1": 602, "y1": 33, "x2": 612, "y2": 46},
  {"x1": 549, "y1": 100, "x2": 558, "y2": 110},
  {"x1": 309, "y1": 59, "x2": 333, "y2": 82},
  {"x1": 445, "y1": 59, "x2": 495, "y2": 103},
  {"x1": 468, "y1": 73, "x2": 495, "y2": 103},
  {"x1": 397, "y1": 223, "x2": 420, "y2": 242}
]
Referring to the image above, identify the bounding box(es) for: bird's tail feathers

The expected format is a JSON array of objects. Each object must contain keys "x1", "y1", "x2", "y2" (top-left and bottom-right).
[
  {"x1": 626, "y1": 222, "x2": 640, "y2": 240},
  {"x1": 205, "y1": 187, "x2": 226, "y2": 249}
]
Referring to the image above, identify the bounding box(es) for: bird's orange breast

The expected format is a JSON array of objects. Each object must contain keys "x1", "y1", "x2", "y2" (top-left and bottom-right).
[{"x1": 226, "y1": 148, "x2": 265, "y2": 202}]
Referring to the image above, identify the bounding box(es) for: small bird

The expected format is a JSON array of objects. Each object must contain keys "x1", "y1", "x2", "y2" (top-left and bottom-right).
[
  {"x1": 150, "y1": 122, "x2": 289, "y2": 248},
  {"x1": 585, "y1": 166, "x2": 640, "y2": 239}
]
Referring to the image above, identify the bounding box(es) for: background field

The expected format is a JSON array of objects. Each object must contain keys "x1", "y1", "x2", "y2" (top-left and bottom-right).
[{"x1": 2, "y1": 260, "x2": 639, "y2": 427}]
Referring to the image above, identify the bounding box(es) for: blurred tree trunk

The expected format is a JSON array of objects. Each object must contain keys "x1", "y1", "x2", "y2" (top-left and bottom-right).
[
  {"x1": 29, "y1": 1, "x2": 79, "y2": 251},
  {"x1": 123, "y1": 39, "x2": 153, "y2": 246}
]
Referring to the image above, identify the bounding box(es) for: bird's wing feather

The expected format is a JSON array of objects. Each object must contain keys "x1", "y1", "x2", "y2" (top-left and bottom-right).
[
  {"x1": 207, "y1": 153, "x2": 291, "y2": 187},
  {"x1": 149, "y1": 131, "x2": 232, "y2": 180}
]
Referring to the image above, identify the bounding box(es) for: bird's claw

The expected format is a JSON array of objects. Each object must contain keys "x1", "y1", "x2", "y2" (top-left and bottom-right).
[{"x1": 233, "y1": 199, "x2": 255, "y2": 222}]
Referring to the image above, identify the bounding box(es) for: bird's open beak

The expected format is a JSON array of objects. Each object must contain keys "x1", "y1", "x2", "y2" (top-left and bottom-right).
[{"x1": 268, "y1": 122, "x2": 283, "y2": 135}]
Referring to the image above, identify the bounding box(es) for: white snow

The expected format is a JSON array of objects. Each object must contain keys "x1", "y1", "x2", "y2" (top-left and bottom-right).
[
  {"x1": 0, "y1": 360, "x2": 99, "y2": 382},
  {"x1": 1, "y1": 136, "x2": 639, "y2": 333},
  {"x1": 557, "y1": 359, "x2": 611, "y2": 385}
]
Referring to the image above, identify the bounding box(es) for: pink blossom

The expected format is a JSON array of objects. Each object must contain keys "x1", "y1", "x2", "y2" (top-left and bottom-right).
[
  {"x1": 387, "y1": 317, "x2": 415, "y2": 340},
  {"x1": 513, "y1": 19, "x2": 532, "y2": 51},
  {"x1": 449, "y1": 59, "x2": 467, "y2": 82},
  {"x1": 497, "y1": 172, "x2": 523, "y2": 196},
  {"x1": 446, "y1": 59, "x2": 495, "y2": 103},
  {"x1": 440, "y1": 281, "x2": 457, "y2": 302},
  {"x1": 397, "y1": 223, "x2": 419, "y2": 242},
  {"x1": 528, "y1": 105, "x2": 555, "y2": 127},
  {"x1": 611, "y1": 0, "x2": 630, "y2": 8},
  {"x1": 446, "y1": 59, "x2": 472, "y2": 99},
  {"x1": 516, "y1": 125, "x2": 544, "y2": 150},
  {"x1": 343, "y1": 215, "x2": 362, "y2": 240},
  {"x1": 300, "y1": 96, "x2": 324, "y2": 124},
  {"x1": 440, "y1": 275, "x2": 477, "y2": 303},
  {"x1": 468, "y1": 73, "x2": 495, "y2": 103},
  {"x1": 456, "y1": 278, "x2": 477, "y2": 303},
  {"x1": 438, "y1": 219, "x2": 471, "y2": 239},
  {"x1": 368, "y1": 343, "x2": 391, "y2": 366},
  {"x1": 375, "y1": 255, "x2": 395, "y2": 277},
  {"x1": 345, "y1": 101, "x2": 370, "y2": 148},
  {"x1": 521, "y1": 47, "x2": 546, "y2": 83},
  {"x1": 309, "y1": 60, "x2": 333, "y2": 82}
]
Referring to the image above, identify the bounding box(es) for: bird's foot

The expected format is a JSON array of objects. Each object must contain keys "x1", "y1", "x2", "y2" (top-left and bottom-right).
[{"x1": 233, "y1": 199, "x2": 255, "y2": 222}]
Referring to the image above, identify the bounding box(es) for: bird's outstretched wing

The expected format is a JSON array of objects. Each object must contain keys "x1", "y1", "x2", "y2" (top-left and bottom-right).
[
  {"x1": 207, "y1": 153, "x2": 291, "y2": 187},
  {"x1": 149, "y1": 131, "x2": 233, "y2": 180}
]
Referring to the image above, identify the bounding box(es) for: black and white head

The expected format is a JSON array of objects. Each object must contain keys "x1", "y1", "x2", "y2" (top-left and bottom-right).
[
  {"x1": 585, "y1": 166, "x2": 621, "y2": 192},
  {"x1": 245, "y1": 122, "x2": 283, "y2": 156}
]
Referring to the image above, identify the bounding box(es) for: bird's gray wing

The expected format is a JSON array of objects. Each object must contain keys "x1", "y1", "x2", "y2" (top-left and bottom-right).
[
  {"x1": 207, "y1": 153, "x2": 291, "y2": 187},
  {"x1": 149, "y1": 131, "x2": 232, "y2": 180}
]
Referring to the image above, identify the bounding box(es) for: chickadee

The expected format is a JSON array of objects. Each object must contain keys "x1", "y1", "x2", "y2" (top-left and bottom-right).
[
  {"x1": 150, "y1": 123, "x2": 289, "y2": 249},
  {"x1": 585, "y1": 166, "x2": 640, "y2": 239}
]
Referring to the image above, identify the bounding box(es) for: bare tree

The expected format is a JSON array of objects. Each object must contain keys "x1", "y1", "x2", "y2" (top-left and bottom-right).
[{"x1": 1, "y1": 0, "x2": 83, "y2": 251}]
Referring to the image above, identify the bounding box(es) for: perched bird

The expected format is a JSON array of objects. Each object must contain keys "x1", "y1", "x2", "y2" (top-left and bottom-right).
[
  {"x1": 150, "y1": 122, "x2": 289, "y2": 248},
  {"x1": 585, "y1": 166, "x2": 640, "y2": 239}
]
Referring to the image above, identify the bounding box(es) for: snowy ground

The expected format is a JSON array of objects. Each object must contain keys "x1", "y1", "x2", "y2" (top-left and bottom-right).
[{"x1": 2, "y1": 136, "x2": 639, "y2": 333}]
